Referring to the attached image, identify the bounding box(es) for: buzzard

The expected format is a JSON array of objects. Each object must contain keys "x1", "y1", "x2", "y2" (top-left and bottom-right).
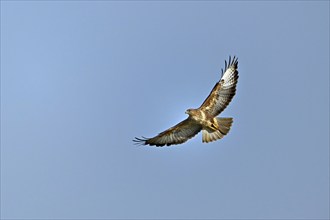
[{"x1": 134, "y1": 56, "x2": 239, "y2": 147}]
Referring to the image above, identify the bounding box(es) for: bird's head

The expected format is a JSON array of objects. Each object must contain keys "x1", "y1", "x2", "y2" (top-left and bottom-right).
[{"x1": 185, "y1": 108, "x2": 194, "y2": 116}]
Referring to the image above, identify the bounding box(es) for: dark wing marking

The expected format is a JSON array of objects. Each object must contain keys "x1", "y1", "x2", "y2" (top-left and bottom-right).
[
  {"x1": 133, "y1": 118, "x2": 202, "y2": 147},
  {"x1": 199, "y1": 56, "x2": 239, "y2": 117}
]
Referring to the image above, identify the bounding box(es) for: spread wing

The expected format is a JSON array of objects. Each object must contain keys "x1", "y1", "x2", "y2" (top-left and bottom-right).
[
  {"x1": 133, "y1": 118, "x2": 202, "y2": 147},
  {"x1": 199, "y1": 56, "x2": 239, "y2": 117}
]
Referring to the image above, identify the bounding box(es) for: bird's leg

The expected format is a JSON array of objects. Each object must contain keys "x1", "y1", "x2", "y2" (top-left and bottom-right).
[{"x1": 211, "y1": 123, "x2": 219, "y2": 131}]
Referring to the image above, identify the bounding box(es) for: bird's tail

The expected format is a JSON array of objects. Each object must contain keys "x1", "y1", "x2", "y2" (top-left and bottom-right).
[{"x1": 202, "y1": 117, "x2": 233, "y2": 143}]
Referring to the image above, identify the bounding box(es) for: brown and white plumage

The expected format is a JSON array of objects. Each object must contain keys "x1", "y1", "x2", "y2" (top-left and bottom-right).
[
  {"x1": 199, "y1": 56, "x2": 239, "y2": 117},
  {"x1": 133, "y1": 56, "x2": 239, "y2": 147},
  {"x1": 134, "y1": 118, "x2": 202, "y2": 146}
]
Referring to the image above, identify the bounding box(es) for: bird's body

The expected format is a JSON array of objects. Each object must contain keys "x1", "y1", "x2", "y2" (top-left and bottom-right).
[
  {"x1": 186, "y1": 109, "x2": 218, "y2": 131},
  {"x1": 134, "y1": 56, "x2": 239, "y2": 147}
]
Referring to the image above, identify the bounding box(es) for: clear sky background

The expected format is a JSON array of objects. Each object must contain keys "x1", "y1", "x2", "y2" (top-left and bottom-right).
[{"x1": 1, "y1": 1, "x2": 329, "y2": 219}]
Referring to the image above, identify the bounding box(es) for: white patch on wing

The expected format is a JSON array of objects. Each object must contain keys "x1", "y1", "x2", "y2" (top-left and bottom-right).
[{"x1": 221, "y1": 68, "x2": 236, "y2": 84}]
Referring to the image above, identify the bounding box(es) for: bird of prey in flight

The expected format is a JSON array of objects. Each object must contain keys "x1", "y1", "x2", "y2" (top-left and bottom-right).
[{"x1": 134, "y1": 56, "x2": 239, "y2": 147}]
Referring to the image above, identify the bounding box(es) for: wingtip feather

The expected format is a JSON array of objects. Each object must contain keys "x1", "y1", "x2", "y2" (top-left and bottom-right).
[
  {"x1": 220, "y1": 55, "x2": 238, "y2": 78},
  {"x1": 133, "y1": 136, "x2": 148, "y2": 145}
]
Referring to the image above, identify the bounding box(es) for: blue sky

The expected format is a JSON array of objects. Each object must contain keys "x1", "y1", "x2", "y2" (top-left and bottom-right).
[{"x1": 1, "y1": 1, "x2": 329, "y2": 219}]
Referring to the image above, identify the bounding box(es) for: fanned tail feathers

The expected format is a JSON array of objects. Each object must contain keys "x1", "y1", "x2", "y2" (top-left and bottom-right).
[{"x1": 202, "y1": 117, "x2": 233, "y2": 143}]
